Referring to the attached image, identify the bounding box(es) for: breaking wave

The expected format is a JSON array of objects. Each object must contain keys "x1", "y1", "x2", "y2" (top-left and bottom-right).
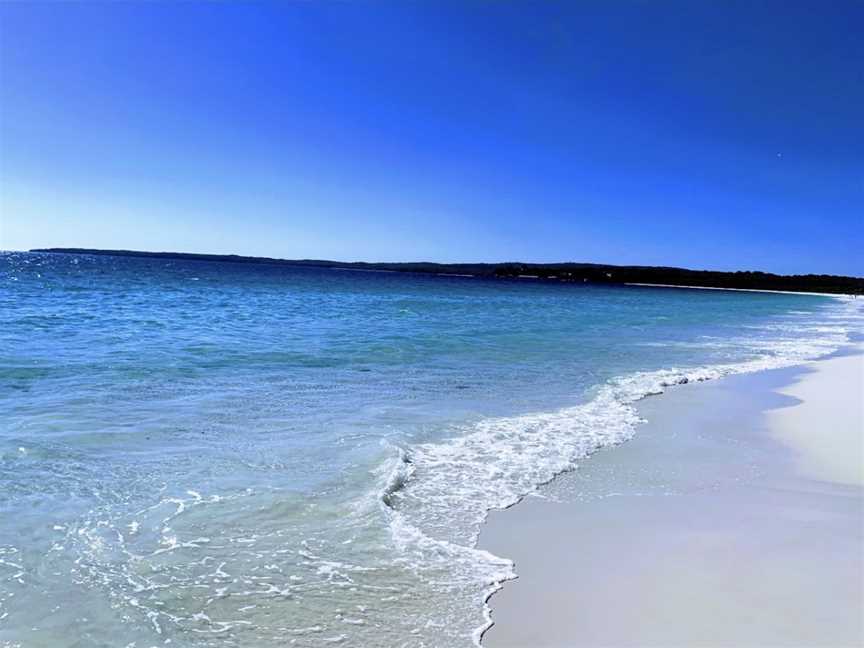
[{"x1": 379, "y1": 298, "x2": 861, "y2": 644}]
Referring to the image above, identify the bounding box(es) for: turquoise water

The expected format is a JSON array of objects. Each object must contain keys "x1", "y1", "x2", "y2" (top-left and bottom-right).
[{"x1": 1, "y1": 252, "x2": 859, "y2": 647}]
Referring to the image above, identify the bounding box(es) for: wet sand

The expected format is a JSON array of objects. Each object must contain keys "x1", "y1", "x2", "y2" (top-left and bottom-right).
[{"x1": 481, "y1": 350, "x2": 864, "y2": 647}]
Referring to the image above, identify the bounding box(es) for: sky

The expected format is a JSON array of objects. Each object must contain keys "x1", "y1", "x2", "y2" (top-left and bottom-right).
[{"x1": 0, "y1": 1, "x2": 861, "y2": 275}]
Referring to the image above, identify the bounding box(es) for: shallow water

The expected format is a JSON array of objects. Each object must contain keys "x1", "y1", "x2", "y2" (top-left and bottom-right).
[{"x1": 1, "y1": 252, "x2": 860, "y2": 647}]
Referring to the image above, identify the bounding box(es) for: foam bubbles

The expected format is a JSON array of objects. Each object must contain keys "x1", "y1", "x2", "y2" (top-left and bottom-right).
[{"x1": 383, "y1": 298, "x2": 859, "y2": 644}]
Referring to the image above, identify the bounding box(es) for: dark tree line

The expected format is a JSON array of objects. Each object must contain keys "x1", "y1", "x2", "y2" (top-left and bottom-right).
[{"x1": 31, "y1": 248, "x2": 864, "y2": 294}]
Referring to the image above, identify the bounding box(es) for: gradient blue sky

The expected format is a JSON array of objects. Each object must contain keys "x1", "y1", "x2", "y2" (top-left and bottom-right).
[{"x1": 1, "y1": 2, "x2": 861, "y2": 274}]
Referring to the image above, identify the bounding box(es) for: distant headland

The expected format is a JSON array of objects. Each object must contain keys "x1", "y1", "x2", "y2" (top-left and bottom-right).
[{"x1": 29, "y1": 248, "x2": 864, "y2": 295}]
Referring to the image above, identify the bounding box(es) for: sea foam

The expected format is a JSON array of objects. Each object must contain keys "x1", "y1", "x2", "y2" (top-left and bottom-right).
[{"x1": 381, "y1": 298, "x2": 860, "y2": 644}]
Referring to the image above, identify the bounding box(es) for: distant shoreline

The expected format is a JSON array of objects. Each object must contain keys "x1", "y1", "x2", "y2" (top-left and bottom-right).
[
  {"x1": 624, "y1": 282, "x2": 854, "y2": 298},
  {"x1": 24, "y1": 247, "x2": 864, "y2": 295}
]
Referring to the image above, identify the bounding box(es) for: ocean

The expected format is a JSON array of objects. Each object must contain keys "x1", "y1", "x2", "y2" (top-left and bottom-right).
[{"x1": 1, "y1": 251, "x2": 859, "y2": 647}]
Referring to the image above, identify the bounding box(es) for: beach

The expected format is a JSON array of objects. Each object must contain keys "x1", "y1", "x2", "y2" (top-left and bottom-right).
[
  {"x1": 2, "y1": 0, "x2": 863, "y2": 644},
  {"x1": 481, "y1": 348, "x2": 864, "y2": 647},
  {"x1": 2, "y1": 253, "x2": 861, "y2": 647}
]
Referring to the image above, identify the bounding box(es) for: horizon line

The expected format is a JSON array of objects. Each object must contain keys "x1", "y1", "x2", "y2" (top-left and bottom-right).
[{"x1": 17, "y1": 246, "x2": 864, "y2": 281}]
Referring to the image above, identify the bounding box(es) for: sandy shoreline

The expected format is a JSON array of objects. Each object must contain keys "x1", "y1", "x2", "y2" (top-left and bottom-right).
[
  {"x1": 480, "y1": 348, "x2": 863, "y2": 647},
  {"x1": 624, "y1": 283, "x2": 857, "y2": 298},
  {"x1": 766, "y1": 354, "x2": 863, "y2": 487}
]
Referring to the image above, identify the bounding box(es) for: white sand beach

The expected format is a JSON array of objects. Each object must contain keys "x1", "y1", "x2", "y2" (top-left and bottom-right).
[
  {"x1": 624, "y1": 284, "x2": 861, "y2": 298},
  {"x1": 481, "y1": 350, "x2": 864, "y2": 647},
  {"x1": 767, "y1": 354, "x2": 863, "y2": 487}
]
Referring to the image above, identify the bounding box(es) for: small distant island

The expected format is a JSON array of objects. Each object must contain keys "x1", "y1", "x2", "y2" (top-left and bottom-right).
[{"x1": 30, "y1": 248, "x2": 864, "y2": 295}]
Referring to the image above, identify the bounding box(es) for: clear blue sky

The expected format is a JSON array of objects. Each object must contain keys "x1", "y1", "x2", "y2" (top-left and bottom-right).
[{"x1": 1, "y1": 2, "x2": 861, "y2": 275}]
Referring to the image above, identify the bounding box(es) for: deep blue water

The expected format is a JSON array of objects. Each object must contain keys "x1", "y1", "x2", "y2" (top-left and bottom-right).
[{"x1": 0, "y1": 252, "x2": 859, "y2": 647}]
